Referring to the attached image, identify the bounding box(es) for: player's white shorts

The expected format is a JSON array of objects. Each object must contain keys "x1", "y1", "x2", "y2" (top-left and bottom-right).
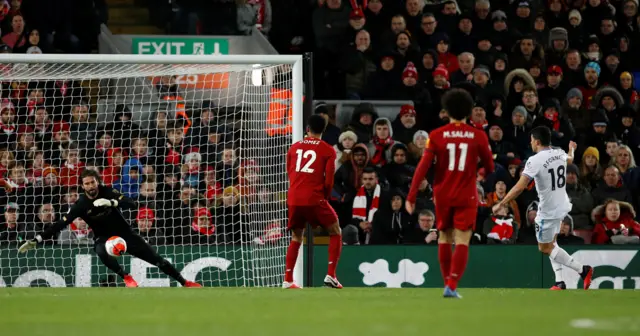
[{"x1": 534, "y1": 217, "x2": 564, "y2": 243}]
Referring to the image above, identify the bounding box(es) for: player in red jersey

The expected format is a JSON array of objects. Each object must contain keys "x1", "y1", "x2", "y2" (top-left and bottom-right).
[
  {"x1": 283, "y1": 114, "x2": 343, "y2": 289},
  {"x1": 406, "y1": 89, "x2": 494, "y2": 298}
]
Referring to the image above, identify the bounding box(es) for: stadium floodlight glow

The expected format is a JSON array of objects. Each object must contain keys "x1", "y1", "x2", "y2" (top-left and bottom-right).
[{"x1": 0, "y1": 53, "x2": 304, "y2": 287}]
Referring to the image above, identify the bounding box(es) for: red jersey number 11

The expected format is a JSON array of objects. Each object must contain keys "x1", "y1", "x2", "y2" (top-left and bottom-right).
[
  {"x1": 446, "y1": 143, "x2": 468, "y2": 171},
  {"x1": 295, "y1": 149, "x2": 317, "y2": 173}
]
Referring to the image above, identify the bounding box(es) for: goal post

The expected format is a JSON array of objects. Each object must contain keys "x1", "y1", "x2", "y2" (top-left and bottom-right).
[{"x1": 0, "y1": 54, "x2": 304, "y2": 287}]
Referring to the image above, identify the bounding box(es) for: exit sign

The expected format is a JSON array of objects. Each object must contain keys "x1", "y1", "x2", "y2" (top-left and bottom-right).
[{"x1": 132, "y1": 37, "x2": 229, "y2": 55}]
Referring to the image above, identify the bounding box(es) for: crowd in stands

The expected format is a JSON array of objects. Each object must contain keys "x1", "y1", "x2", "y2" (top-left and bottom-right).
[{"x1": 2, "y1": 0, "x2": 640, "y2": 247}]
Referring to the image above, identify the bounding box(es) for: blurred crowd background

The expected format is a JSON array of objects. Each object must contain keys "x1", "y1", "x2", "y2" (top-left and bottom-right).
[{"x1": 1, "y1": 0, "x2": 640, "y2": 247}]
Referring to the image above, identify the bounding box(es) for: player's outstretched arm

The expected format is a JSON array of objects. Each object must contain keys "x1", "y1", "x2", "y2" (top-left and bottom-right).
[
  {"x1": 18, "y1": 204, "x2": 81, "y2": 253},
  {"x1": 492, "y1": 174, "x2": 531, "y2": 213},
  {"x1": 95, "y1": 188, "x2": 136, "y2": 209}
]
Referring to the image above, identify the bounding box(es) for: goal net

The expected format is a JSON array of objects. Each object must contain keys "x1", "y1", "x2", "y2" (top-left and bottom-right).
[{"x1": 0, "y1": 54, "x2": 303, "y2": 288}]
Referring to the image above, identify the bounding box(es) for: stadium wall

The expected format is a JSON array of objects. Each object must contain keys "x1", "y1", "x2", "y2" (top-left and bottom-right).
[{"x1": 1, "y1": 246, "x2": 638, "y2": 289}]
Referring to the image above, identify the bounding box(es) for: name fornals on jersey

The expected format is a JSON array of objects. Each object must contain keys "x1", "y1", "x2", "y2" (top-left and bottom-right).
[{"x1": 542, "y1": 154, "x2": 565, "y2": 169}]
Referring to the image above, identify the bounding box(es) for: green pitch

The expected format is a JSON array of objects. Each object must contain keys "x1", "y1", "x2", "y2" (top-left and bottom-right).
[{"x1": 1, "y1": 288, "x2": 638, "y2": 336}]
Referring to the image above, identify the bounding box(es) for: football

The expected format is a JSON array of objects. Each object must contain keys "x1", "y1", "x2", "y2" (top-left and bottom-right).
[{"x1": 105, "y1": 236, "x2": 127, "y2": 257}]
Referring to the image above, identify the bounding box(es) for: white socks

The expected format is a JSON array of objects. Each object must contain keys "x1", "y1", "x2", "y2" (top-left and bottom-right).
[
  {"x1": 549, "y1": 257, "x2": 563, "y2": 282},
  {"x1": 550, "y1": 244, "x2": 583, "y2": 273}
]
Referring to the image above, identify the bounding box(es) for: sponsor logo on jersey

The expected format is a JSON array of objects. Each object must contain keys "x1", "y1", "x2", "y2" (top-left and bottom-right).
[{"x1": 358, "y1": 259, "x2": 429, "y2": 288}]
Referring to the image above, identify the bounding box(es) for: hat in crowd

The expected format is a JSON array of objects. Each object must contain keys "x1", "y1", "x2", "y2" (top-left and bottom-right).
[
  {"x1": 399, "y1": 104, "x2": 416, "y2": 117},
  {"x1": 549, "y1": 27, "x2": 568, "y2": 42},
  {"x1": 433, "y1": 64, "x2": 449, "y2": 80},
  {"x1": 587, "y1": 34, "x2": 600, "y2": 47},
  {"x1": 352, "y1": 145, "x2": 368, "y2": 156},
  {"x1": 338, "y1": 130, "x2": 358, "y2": 144},
  {"x1": 509, "y1": 158, "x2": 522, "y2": 167},
  {"x1": 592, "y1": 109, "x2": 609, "y2": 127},
  {"x1": 621, "y1": 72, "x2": 633, "y2": 81},
  {"x1": 314, "y1": 101, "x2": 329, "y2": 115},
  {"x1": 618, "y1": 104, "x2": 636, "y2": 119},
  {"x1": 183, "y1": 151, "x2": 202, "y2": 164},
  {"x1": 582, "y1": 146, "x2": 600, "y2": 162},
  {"x1": 491, "y1": 10, "x2": 507, "y2": 22},
  {"x1": 223, "y1": 186, "x2": 240, "y2": 197},
  {"x1": 473, "y1": 65, "x2": 491, "y2": 79},
  {"x1": 568, "y1": 9, "x2": 582, "y2": 23},
  {"x1": 350, "y1": 7, "x2": 364, "y2": 20},
  {"x1": 547, "y1": 65, "x2": 563, "y2": 76},
  {"x1": 42, "y1": 166, "x2": 58, "y2": 178},
  {"x1": 518, "y1": 1, "x2": 530, "y2": 7},
  {"x1": 0, "y1": 44, "x2": 11, "y2": 53},
  {"x1": 567, "y1": 163, "x2": 579, "y2": 176},
  {"x1": 585, "y1": 62, "x2": 601, "y2": 76},
  {"x1": 433, "y1": 32, "x2": 450, "y2": 45},
  {"x1": 413, "y1": 130, "x2": 429, "y2": 145},
  {"x1": 543, "y1": 99, "x2": 561, "y2": 113},
  {"x1": 136, "y1": 207, "x2": 156, "y2": 221},
  {"x1": 488, "y1": 118, "x2": 505, "y2": 131},
  {"x1": 512, "y1": 105, "x2": 528, "y2": 119},
  {"x1": 5, "y1": 202, "x2": 19, "y2": 211},
  {"x1": 402, "y1": 62, "x2": 419, "y2": 80},
  {"x1": 566, "y1": 88, "x2": 583, "y2": 101}
]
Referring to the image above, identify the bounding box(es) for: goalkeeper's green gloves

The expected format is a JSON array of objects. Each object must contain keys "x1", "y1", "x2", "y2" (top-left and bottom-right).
[
  {"x1": 93, "y1": 198, "x2": 118, "y2": 207},
  {"x1": 18, "y1": 235, "x2": 42, "y2": 254}
]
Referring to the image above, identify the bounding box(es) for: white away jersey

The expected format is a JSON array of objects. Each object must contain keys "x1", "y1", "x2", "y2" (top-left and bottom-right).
[{"x1": 522, "y1": 147, "x2": 572, "y2": 219}]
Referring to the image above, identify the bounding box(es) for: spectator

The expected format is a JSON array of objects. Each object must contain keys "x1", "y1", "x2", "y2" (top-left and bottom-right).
[
  {"x1": 532, "y1": 98, "x2": 575, "y2": 150},
  {"x1": 383, "y1": 143, "x2": 414, "y2": 193},
  {"x1": 315, "y1": 102, "x2": 341, "y2": 145},
  {"x1": 367, "y1": 117, "x2": 398, "y2": 167},
  {"x1": 342, "y1": 29, "x2": 376, "y2": 100},
  {"x1": 617, "y1": 107, "x2": 640, "y2": 160},
  {"x1": 334, "y1": 130, "x2": 357, "y2": 172},
  {"x1": 181, "y1": 151, "x2": 204, "y2": 190},
  {"x1": 345, "y1": 102, "x2": 378, "y2": 144},
  {"x1": 85, "y1": 130, "x2": 113, "y2": 168},
  {"x1": 204, "y1": 166, "x2": 222, "y2": 206},
  {"x1": 485, "y1": 178, "x2": 522, "y2": 225},
  {"x1": 487, "y1": 120, "x2": 518, "y2": 168},
  {"x1": 408, "y1": 130, "x2": 428, "y2": 164},
  {"x1": 113, "y1": 158, "x2": 143, "y2": 199},
  {"x1": 483, "y1": 204, "x2": 518, "y2": 244},
  {"x1": 508, "y1": 106, "x2": 531, "y2": 158},
  {"x1": 592, "y1": 199, "x2": 640, "y2": 244},
  {"x1": 58, "y1": 218, "x2": 93, "y2": 245},
  {"x1": 214, "y1": 186, "x2": 242, "y2": 244},
  {"x1": 1, "y1": 13, "x2": 25, "y2": 48},
  {"x1": 406, "y1": 209, "x2": 437, "y2": 244},
  {"x1": 391, "y1": 105, "x2": 419, "y2": 147},
  {"x1": 58, "y1": 144, "x2": 84, "y2": 187},
  {"x1": 371, "y1": 190, "x2": 412, "y2": 244},
  {"x1": 134, "y1": 207, "x2": 165, "y2": 246},
  {"x1": 217, "y1": 147, "x2": 239, "y2": 188},
  {"x1": 23, "y1": 203, "x2": 57, "y2": 245},
  {"x1": 517, "y1": 201, "x2": 540, "y2": 244},
  {"x1": 0, "y1": 202, "x2": 24, "y2": 245},
  {"x1": 105, "y1": 105, "x2": 141, "y2": 149},
  {"x1": 592, "y1": 165, "x2": 634, "y2": 205},
  {"x1": 101, "y1": 148, "x2": 125, "y2": 187},
  {"x1": 350, "y1": 167, "x2": 380, "y2": 244},
  {"x1": 566, "y1": 163, "x2": 595, "y2": 234},
  {"x1": 556, "y1": 215, "x2": 585, "y2": 245},
  {"x1": 68, "y1": 101, "x2": 95, "y2": 148},
  {"x1": 579, "y1": 146, "x2": 603, "y2": 189},
  {"x1": 13, "y1": 28, "x2": 44, "y2": 54}
]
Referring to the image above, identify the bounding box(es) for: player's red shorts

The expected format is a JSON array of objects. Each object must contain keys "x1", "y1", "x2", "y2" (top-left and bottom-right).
[
  {"x1": 287, "y1": 200, "x2": 338, "y2": 230},
  {"x1": 435, "y1": 205, "x2": 477, "y2": 231}
]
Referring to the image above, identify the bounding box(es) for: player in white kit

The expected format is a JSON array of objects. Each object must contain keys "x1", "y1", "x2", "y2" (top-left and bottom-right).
[{"x1": 493, "y1": 126, "x2": 594, "y2": 290}]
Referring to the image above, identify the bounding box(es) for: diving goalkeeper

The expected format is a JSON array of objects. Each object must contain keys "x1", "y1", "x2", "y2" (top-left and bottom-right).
[{"x1": 18, "y1": 169, "x2": 202, "y2": 288}]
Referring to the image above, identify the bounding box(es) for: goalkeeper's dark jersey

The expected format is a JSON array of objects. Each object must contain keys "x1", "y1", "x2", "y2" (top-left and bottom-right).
[{"x1": 41, "y1": 185, "x2": 136, "y2": 240}]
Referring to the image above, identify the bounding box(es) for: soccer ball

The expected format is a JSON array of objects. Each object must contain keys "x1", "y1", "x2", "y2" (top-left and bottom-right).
[{"x1": 105, "y1": 236, "x2": 127, "y2": 257}]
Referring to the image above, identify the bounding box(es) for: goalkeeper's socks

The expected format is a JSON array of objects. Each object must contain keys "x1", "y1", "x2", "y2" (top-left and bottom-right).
[
  {"x1": 438, "y1": 243, "x2": 453, "y2": 285},
  {"x1": 447, "y1": 244, "x2": 469, "y2": 291},
  {"x1": 327, "y1": 234, "x2": 342, "y2": 278},
  {"x1": 284, "y1": 240, "x2": 301, "y2": 283}
]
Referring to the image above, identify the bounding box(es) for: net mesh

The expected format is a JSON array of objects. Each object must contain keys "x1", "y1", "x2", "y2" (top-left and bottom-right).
[{"x1": 0, "y1": 60, "x2": 293, "y2": 287}]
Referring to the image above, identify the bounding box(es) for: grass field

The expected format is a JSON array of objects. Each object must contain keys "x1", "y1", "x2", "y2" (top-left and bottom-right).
[{"x1": 1, "y1": 288, "x2": 638, "y2": 336}]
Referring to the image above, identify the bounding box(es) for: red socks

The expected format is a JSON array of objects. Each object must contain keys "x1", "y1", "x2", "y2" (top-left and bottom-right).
[
  {"x1": 447, "y1": 244, "x2": 469, "y2": 291},
  {"x1": 284, "y1": 240, "x2": 301, "y2": 283},
  {"x1": 327, "y1": 235, "x2": 342, "y2": 277},
  {"x1": 438, "y1": 243, "x2": 452, "y2": 285}
]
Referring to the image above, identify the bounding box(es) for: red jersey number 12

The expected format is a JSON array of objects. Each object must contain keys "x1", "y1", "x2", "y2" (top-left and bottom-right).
[{"x1": 295, "y1": 149, "x2": 317, "y2": 173}]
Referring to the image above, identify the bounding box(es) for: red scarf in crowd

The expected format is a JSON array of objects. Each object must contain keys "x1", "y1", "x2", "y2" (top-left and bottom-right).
[
  {"x1": 470, "y1": 119, "x2": 488, "y2": 130},
  {"x1": 546, "y1": 111, "x2": 560, "y2": 131},
  {"x1": 191, "y1": 207, "x2": 215, "y2": 236},
  {"x1": 248, "y1": 0, "x2": 265, "y2": 30},
  {"x1": 165, "y1": 142, "x2": 182, "y2": 165},
  {"x1": 370, "y1": 136, "x2": 392, "y2": 166},
  {"x1": 70, "y1": 222, "x2": 92, "y2": 239},
  {"x1": 0, "y1": 120, "x2": 15, "y2": 134},
  {"x1": 487, "y1": 216, "x2": 514, "y2": 241},
  {"x1": 352, "y1": 184, "x2": 380, "y2": 222}
]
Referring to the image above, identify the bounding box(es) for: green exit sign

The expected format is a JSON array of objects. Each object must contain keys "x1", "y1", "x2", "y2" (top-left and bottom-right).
[{"x1": 132, "y1": 37, "x2": 229, "y2": 55}]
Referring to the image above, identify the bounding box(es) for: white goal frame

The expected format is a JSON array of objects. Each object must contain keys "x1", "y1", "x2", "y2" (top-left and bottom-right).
[{"x1": 0, "y1": 53, "x2": 305, "y2": 287}]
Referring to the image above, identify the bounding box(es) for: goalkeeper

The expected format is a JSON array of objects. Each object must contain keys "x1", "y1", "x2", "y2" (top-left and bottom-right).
[{"x1": 18, "y1": 170, "x2": 202, "y2": 288}]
